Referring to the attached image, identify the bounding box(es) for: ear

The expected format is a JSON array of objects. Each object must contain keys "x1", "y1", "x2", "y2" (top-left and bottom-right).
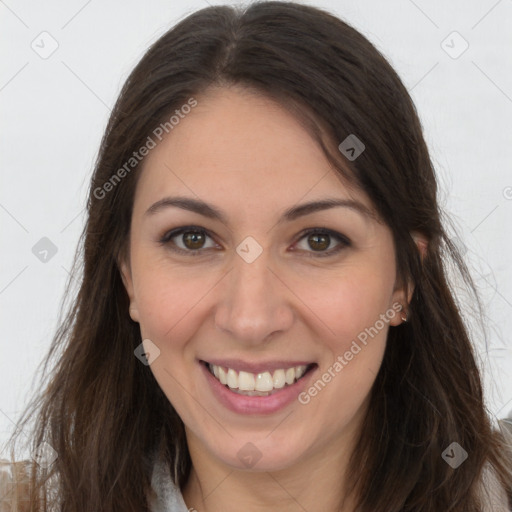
[
  {"x1": 411, "y1": 230, "x2": 428, "y2": 262},
  {"x1": 388, "y1": 231, "x2": 429, "y2": 326},
  {"x1": 118, "y1": 256, "x2": 140, "y2": 323},
  {"x1": 388, "y1": 283, "x2": 411, "y2": 327}
]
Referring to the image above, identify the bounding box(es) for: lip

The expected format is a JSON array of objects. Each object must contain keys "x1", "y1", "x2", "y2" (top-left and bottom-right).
[
  {"x1": 199, "y1": 360, "x2": 318, "y2": 415},
  {"x1": 202, "y1": 358, "x2": 315, "y2": 374}
]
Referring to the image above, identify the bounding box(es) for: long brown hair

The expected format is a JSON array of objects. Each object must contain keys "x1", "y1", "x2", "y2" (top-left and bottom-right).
[{"x1": 4, "y1": 2, "x2": 512, "y2": 510}]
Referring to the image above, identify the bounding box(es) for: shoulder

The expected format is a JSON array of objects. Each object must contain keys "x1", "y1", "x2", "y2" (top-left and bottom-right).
[
  {"x1": 479, "y1": 419, "x2": 512, "y2": 512},
  {"x1": 479, "y1": 461, "x2": 510, "y2": 512},
  {"x1": 148, "y1": 451, "x2": 190, "y2": 512},
  {"x1": 2, "y1": 456, "x2": 189, "y2": 512},
  {"x1": 0, "y1": 459, "x2": 32, "y2": 511}
]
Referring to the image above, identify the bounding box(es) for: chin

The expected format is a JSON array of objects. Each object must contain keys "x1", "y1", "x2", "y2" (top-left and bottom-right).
[{"x1": 211, "y1": 434, "x2": 309, "y2": 472}]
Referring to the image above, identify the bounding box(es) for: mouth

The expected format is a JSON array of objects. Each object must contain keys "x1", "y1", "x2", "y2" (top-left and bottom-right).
[{"x1": 200, "y1": 360, "x2": 317, "y2": 397}]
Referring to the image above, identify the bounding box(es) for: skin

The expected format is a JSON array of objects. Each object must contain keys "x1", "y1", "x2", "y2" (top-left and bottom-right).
[{"x1": 120, "y1": 86, "x2": 425, "y2": 512}]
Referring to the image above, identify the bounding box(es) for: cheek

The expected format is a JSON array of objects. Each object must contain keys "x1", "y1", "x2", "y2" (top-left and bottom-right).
[
  {"x1": 131, "y1": 253, "x2": 211, "y2": 341},
  {"x1": 291, "y1": 265, "x2": 392, "y2": 411},
  {"x1": 289, "y1": 262, "x2": 395, "y2": 347},
  {"x1": 132, "y1": 264, "x2": 210, "y2": 421}
]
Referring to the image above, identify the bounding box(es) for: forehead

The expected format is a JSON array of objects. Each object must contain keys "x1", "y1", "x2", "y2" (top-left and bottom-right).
[{"x1": 133, "y1": 87, "x2": 374, "y2": 219}]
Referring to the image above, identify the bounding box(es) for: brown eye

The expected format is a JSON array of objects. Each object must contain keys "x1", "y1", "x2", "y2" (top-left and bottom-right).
[
  {"x1": 182, "y1": 231, "x2": 206, "y2": 250},
  {"x1": 294, "y1": 228, "x2": 351, "y2": 257},
  {"x1": 307, "y1": 233, "x2": 330, "y2": 251},
  {"x1": 159, "y1": 226, "x2": 218, "y2": 255}
]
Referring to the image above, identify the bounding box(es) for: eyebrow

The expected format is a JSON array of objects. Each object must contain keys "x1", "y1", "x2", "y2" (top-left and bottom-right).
[{"x1": 144, "y1": 196, "x2": 376, "y2": 224}]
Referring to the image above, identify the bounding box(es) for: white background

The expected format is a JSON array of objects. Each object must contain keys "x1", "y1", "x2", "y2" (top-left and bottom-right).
[{"x1": 1, "y1": 0, "x2": 512, "y2": 454}]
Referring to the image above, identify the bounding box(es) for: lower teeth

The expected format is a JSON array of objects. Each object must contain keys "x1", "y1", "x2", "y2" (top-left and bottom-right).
[{"x1": 230, "y1": 388, "x2": 275, "y2": 397}]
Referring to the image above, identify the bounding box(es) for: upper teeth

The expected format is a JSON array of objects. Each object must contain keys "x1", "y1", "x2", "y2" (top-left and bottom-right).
[{"x1": 209, "y1": 363, "x2": 308, "y2": 392}]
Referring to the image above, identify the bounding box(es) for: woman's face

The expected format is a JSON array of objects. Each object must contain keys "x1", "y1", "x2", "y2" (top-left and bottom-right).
[{"x1": 120, "y1": 86, "x2": 408, "y2": 472}]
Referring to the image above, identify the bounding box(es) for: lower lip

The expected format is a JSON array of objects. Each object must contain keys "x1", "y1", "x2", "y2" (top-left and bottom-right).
[{"x1": 200, "y1": 361, "x2": 317, "y2": 415}]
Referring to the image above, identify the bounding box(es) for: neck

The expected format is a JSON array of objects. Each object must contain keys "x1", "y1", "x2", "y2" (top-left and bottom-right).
[
  {"x1": 183, "y1": 454, "x2": 357, "y2": 512},
  {"x1": 181, "y1": 414, "x2": 365, "y2": 512}
]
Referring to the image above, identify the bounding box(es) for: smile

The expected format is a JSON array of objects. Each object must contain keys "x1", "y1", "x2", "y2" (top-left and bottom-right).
[{"x1": 203, "y1": 361, "x2": 316, "y2": 397}]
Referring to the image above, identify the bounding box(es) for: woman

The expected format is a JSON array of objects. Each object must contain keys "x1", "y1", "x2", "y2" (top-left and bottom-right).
[{"x1": 3, "y1": 2, "x2": 512, "y2": 511}]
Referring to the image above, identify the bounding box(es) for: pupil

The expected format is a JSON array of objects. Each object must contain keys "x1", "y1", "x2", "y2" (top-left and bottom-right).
[
  {"x1": 309, "y1": 233, "x2": 329, "y2": 251},
  {"x1": 184, "y1": 232, "x2": 205, "y2": 249}
]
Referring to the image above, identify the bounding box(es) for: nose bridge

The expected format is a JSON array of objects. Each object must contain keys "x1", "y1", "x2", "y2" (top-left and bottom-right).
[{"x1": 214, "y1": 244, "x2": 294, "y2": 344}]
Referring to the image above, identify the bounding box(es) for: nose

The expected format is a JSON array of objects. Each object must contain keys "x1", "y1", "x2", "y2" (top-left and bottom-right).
[{"x1": 214, "y1": 246, "x2": 295, "y2": 346}]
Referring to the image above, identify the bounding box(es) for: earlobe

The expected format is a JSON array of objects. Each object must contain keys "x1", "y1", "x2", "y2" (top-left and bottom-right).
[
  {"x1": 119, "y1": 259, "x2": 140, "y2": 323},
  {"x1": 389, "y1": 291, "x2": 410, "y2": 326},
  {"x1": 389, "y1": 275, "x2": 415, "y2": 327},
  {"x1": 128, "y1": 305, "x2": 140, "y2": 322}
]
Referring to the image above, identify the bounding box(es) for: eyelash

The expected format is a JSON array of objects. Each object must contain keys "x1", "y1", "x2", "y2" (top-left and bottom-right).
[{"x1": 158, "y1": 225, "x2": 351, "y2": 258}]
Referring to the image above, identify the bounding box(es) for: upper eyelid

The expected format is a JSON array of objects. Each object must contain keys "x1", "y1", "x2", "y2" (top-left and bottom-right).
[{"x1": 302, "y1": 229, "x2": 350, "y2": 243}]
